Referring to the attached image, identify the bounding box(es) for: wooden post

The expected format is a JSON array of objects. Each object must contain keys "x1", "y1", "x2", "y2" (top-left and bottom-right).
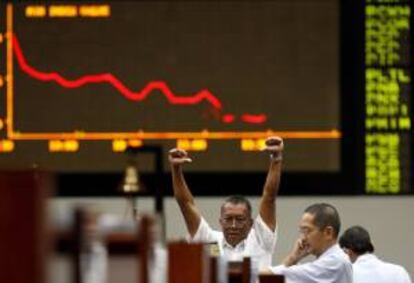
[
  {"x1": 137, "y1": 215, "x2": 152, "y2": 283},
  {"x1": 168, "y1": 242, "x2": 210, "y2": 283},
  {"x1": 228, "y1": 258, "x2": 251, "y2": 283},
  {"x1": 209, "y1": 257, "x2": 218, "y2": 283},
  {"x1": 0, "y1": 171, "x2": 53, "y2": 283},
  {"x1": 241, "y1": 257, "x2": 251, "y2": 283},
  {"x1": 259, "y1": 274, "x2": 285, "y2": 283},
  {"x1": 72, "y1": 208, "x2": 86, "y2": 283}
]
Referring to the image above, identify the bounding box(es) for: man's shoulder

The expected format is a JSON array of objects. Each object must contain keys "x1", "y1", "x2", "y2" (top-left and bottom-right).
[
  {"x1": 190, "y1": 217, "x2": 223, "y2": 243},
  {"x1": 382, "y1": 261, "x2": 410, "y2": 276},
  {"x1": 319, "y1": 245, "x2": 352, "y2": 268},
  {"x1": 252, "y1": 214, "x2": 278, "y2": 234},
  {"x1": 356, "y1": 254, "x2": 408, "y2": 275}
]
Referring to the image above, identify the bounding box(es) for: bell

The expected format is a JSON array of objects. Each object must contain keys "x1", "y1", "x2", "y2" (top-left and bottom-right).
[{"x1": 122, "y1": 163, "x2": 140, "y2": 194}]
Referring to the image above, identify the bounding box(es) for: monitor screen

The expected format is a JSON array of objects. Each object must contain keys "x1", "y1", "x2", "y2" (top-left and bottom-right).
[{"x1": 0, "y1": 0, "x2": 339, "y2": 173}]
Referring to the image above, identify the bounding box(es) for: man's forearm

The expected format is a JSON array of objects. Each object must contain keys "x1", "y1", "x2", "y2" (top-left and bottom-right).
[
  {"x1": 259, "y1": 159, "x2": 282, "y2": 230},
  {"x1": 282, "y1": 253, "x2": 300, "y2": 267},
  {"x1": 171, "y1": 164, "x2": 201, "y2": 236},
  {"x1": 168, "y1": 148, "x2": 201, "y2": 236},
  {"x1": 262, "y1": 160, "x2": 282, "y2": 199},
  {"x1": 171, "y1": 165, "x2": 195, "y2": 205}
]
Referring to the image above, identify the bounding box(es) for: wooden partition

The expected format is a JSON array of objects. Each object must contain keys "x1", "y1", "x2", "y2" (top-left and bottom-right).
[
  {"x1": 168, "y1": 242, "x2": 210, "y2": 283},
  {"x1": 55, "y1": 212, "x2": 154, "y2": 283},
  {"x1": 0, "y1": 171, "x2": 53, "y2": 283},
  {"x1": 227, "y1": 258, "x2": 284, "y2": 283},
  {"x1": 259, "y1": 274, "x2": 285, "y2": 283},
  {"x1": 228, "y1": 258, "x2": 251, "y2": 283}
]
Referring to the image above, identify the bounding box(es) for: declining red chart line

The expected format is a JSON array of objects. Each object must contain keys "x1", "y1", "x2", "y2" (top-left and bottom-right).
[{"x1": 11, "y1": 34, "x2": 267, "y2": 124}]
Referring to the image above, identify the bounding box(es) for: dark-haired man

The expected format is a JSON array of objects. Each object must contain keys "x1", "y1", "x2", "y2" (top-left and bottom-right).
[
  {"x1": 168, "y1": 136, "x2": 283, "y2": 270},
  {"x1": 340, "y1": 226, "x2": 411, "y2": 283},
  {"x1": 268, "y1": 203, "x2": 352, "y2": 283}
]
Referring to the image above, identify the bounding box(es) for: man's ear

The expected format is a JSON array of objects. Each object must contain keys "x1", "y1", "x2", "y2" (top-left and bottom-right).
[{"x1": 324, "y1": 226, "x2": 335, "y2": 238}]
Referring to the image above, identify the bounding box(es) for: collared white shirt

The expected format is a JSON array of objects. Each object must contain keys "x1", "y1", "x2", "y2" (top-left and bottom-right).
[
  {"x1": 188, "y1": 215, "x2": 278, "y2": 270},
  {"x1": 353, "y1": 253, "x2": 411, "y2": 283},
  {"x1": 269, "y1": 244, "x2": 352, "y2": 283}
]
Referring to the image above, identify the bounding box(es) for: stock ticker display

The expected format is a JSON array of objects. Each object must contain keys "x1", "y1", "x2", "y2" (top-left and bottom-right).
[
  {"x1": 0, "y1": 0, "x2": 412, "y2": 194},
  {"x1": 364, "y1": 0, "x2": 412, "y2": 193}
]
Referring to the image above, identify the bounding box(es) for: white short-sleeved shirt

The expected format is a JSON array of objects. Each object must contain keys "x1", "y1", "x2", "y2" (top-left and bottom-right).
[
  {"x1": 269, "y1": 244, "x2": 353, "y2": 283},
  {"x1": 188, "y1": 215, "x2": 278, "y2": 270},
  {"x1": 353, "y1": 254, "x2": 411, "y2": 283}
]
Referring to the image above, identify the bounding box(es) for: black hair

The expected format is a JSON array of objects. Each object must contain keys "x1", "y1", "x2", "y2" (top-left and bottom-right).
[
  {"x1": 339, "y1": 226, "x2": 375, "y2": 255},
  {"x1": 304, "y1": 203, "x2": 341, "y2": 237},
  {"x1": 221, "y1": 195, "x2": 252, "y2": 217}
]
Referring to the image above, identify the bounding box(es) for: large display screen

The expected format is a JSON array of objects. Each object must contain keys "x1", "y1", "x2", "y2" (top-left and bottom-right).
[{"x1": 0, "y1": 1, "x2": 339, "y2": 173}]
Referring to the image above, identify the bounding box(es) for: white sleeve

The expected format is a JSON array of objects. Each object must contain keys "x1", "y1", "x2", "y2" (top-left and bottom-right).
[
  {"x1": 398, "y1": 266, "x2": 412, "y2": 283},
  {"x1": 187, "y1": 217, "x2": 221, "y2": 243},
  {"x1": 252, "y1": 215, "x2": 278, "y2": 252},
  {"x1": 269, "y1": 256, "x2": 347, "y2": 283}
]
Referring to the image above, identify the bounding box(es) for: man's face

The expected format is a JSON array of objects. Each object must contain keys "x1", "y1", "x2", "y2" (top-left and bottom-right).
[
  {"x1": 219, "y1": 202, "x2": 253, "y2": 247},
  {"x1": 299, "y1": 212, "x2": 333, "y2": 257}
]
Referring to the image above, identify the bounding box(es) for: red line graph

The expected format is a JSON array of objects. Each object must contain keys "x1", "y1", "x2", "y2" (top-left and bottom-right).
[
  {"x1": 241, "y1": 114, "x2": 267, "y2": 124},
  {"x1": 12, "y1": 33, "x2": 267, "y2": 124}
]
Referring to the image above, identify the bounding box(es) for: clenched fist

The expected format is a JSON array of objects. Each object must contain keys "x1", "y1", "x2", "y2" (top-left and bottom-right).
[{"x1": 168, "y1": 148, "x2": 192, "y2": 165}]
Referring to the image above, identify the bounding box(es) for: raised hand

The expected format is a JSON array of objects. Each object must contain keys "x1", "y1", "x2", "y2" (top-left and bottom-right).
[
  {"x1": 283, "y1": 238, "x2": 311, "y2": 266},
  {"x1": 293, "y1": 238, "x2": 311, "y2": 260},
  {"x1": 168, "y1": 148, "x2": 192, "y2": 165},
  {"x1": 263, "y1": 136, "x2": 284, "y2": 161}
]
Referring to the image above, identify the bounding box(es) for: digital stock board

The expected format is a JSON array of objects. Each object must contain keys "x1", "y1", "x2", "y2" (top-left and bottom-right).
[
  {"x1": 0, "y1": 0, "x2": 412, "y2": 195},
  {"x1": 342, "y1": 0, "x2": 413, "y2": 195},
  {"x1": 364, "y1": 0, "x2": 412, "y2": 193}
]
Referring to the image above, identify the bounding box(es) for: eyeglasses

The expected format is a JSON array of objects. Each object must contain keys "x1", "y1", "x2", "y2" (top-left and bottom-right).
[
  {"x1": 299, "y1": 227, "x2": 315, "y2": 236},
  {"x1": 221, "y1": 217, "x2": 249, "y2": 228},
  {"x1": 299, "y1": 225, "x2": 329, "y2": 236}
]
